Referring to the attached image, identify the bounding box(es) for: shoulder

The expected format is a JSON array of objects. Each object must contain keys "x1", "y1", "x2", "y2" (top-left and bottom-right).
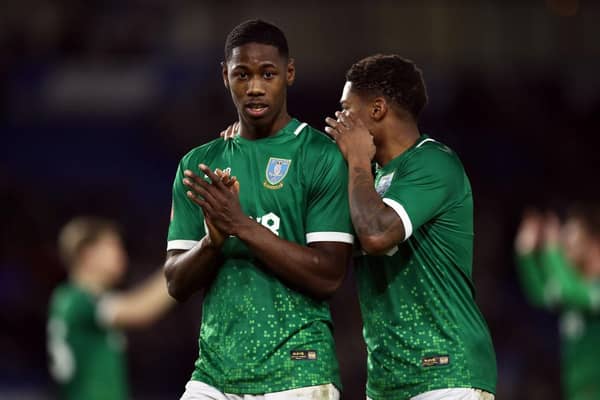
[
  {"x1": 300, "y1": 124, "x2": 345, "y2": 163},
  {"x1": 406, "y1": 137, "x2": 465, "y2": 176},
  {"x1": 50, "y1": 284, "x2": 96, "y2": 322},
  {"x1": 179, "y1": 138, "x2": 226, "y2": 167}
]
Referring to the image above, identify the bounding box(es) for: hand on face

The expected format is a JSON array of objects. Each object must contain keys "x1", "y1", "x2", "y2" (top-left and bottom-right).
[
  {"x1": 183, "y1": 165, "x2": 243, "y2": 246},
  {"x1": 324, "y1": 110, "x2": 376, "y2": 163}
]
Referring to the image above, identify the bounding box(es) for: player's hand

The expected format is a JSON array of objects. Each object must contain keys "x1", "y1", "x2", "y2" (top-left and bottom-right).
[
  {"x1": 201, "y1": 169, "x2": 240, "y2": 247},
  {"x1": 325, "y1": 110, "x2": 376, "y2": 163},
  {"x1": 543, "y1": 212, "x2": 562, "y2": 249},
  {"x1": 515, "y1": 209, "x2": 543, "y2": 254},
  {"x1": 220, "y1": 122, "x2": 239, "y2": 141},
  {"x1": 214, "y1": 168, "x2": 240, "y2": 194},
  {"x1": 182, "y1": 164, "x2": 248, "y2": 236}
]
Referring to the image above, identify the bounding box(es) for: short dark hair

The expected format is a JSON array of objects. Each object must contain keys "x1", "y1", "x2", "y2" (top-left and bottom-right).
[
  {"x1": 58, "y1": 217, "x2": 120, "y2": 268},
  {"x1": 224, "y1": 19, "x2": 289, "y2": 61},
  {"x1": 346, "y1": 54, "x2": 428, "y2": 120}
]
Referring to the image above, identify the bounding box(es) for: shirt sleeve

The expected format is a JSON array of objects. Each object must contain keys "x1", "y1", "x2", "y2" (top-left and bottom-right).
[
  {"x1": 515, "y1": 251, "x2": 550, "y2": 307},
  {"x1": 305, "y1": 148, "x2": 354, "y2": 245},
  {"x1": 382, "y1": 148, "x2": 465, "y2": 241},
  {"x1": 166, "y1": 157, "x2": 206, "y2": 251},
  {"x1": 63, "y1": 291, "x2": 98, "y2": 329}
]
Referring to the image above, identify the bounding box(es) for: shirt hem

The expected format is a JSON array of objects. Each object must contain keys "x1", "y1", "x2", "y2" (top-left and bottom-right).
[
  {"x1": 191, "y1": 375, "x2": 341, "y2": 395},
  {"x1": 366, "y1": 380, "x2": 496, "y2": 399}
]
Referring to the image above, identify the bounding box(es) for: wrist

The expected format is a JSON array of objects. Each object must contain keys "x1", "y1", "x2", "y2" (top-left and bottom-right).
[
  {"x1": 201, "y1": 235, "x2": 222, "y2": 251},
  {"x1": 346, "y1": 153, "x2": 372, "y2": 169},
  {"x1": 231, "y1": 216, "x2": 256, "y2": 240}
]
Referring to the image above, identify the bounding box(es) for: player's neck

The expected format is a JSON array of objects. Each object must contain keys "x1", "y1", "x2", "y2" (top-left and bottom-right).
[
  {"x1": 71, "y1": 267, "x2": 107, "y2": 296},
  {"x1": 374, "y1": 119, "x2": 421, "y2": 167},
  {"x1": 238, "y1": 111, "x2": 292, "y2": 140}
]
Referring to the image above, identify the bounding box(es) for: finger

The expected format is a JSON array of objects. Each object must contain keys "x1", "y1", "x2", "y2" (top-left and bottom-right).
[
  {"x1": 324, "y1": 126, "x2": 339, "y2": 140},
  {"x1": 325, "y1": 116, "x2": 341, "y2": 129},
  {"x1": 186, "y1": 190, "x2": 213, "y2": 213},
  {"x1": 199, "y1": 164, "x2": 227, "y2": 191},
  {"x1": 198, "y1": 164, "x2": 219, "y2": 184},
  {"x1": 183, "y1": 177, "x2": 218, "y2": 206},
  {"x1": 224, "y1": 124, "x2": 235, "y2": 141},
  {"x1": 184, "y1": 170, "x2": 211, "y2": 190},
  {"x1": 222, "y1": 175, "x2": 237, "y2": 187},
  {"x1": 337, "y1": 111, "x2": 353, "y2": 129}
]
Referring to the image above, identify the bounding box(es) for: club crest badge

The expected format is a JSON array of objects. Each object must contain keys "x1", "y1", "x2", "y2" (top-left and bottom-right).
[
  {"x1": 375, "y1": 172, "x2": 394, "y2": 196},
  {"x1": 264, "y1": 157, "x2": 291, "y2": 190}
]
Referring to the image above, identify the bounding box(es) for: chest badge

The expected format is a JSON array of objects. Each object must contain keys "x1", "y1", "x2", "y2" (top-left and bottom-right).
[
  {"x1": 264, "y1": 157, "x2": 291, "y2": 190},
  {"x1": 375, "y1": 172, "x2": 394, "y2": 196}
]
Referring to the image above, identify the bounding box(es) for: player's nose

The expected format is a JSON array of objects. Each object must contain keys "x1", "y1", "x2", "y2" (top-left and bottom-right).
[{"x1": 246, "y1": 78, "x2": 266, "y2": 97}]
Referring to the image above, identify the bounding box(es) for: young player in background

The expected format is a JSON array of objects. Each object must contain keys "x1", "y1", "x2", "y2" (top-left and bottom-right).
[
  {"x1": 516, "y1": 206, "x2": 600, "y2": 400},
  {"x1": 325, "y1": 55, "x2": 497, "y2": 400},
  {"x1": 164, "y1": 20, "x2": 353, "y2": 399},
  {"x1": 47, "y1": 217, "x2": 174, "y2": 400}
]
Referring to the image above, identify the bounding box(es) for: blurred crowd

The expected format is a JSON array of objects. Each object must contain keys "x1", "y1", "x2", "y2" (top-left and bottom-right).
[{"x1": 1, "y1": 1, "x2": 599, "y2": 399}]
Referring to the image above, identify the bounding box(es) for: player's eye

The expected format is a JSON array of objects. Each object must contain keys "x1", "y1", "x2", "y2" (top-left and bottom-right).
[
  {"x1": 263, "y1": 71, "x2": 275, "y2": 79},
  {"x1": 238, "y1": 71, "x2": 248, "y2": 79}
]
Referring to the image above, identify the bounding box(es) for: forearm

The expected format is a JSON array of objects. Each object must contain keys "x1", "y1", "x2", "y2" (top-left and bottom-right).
[
  {"x1": 515, "y1": 251, "x2": 548, "y2": 307},
  {"x1": 235, "y1": 220, "x2": 348, "y2": 300},
  {"x1": 163, "y1": 236, "x2": 222, "y2": 302},
  {"x1": 348, "y1": 157, "x2": 403, "y2": 254},
  {"x1": 108, "y1": 269, "x2": 175, "y2": 329}
]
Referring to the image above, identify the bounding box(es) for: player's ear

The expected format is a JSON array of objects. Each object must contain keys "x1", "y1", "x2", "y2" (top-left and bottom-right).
[
  {"x1": 371, "y1": 97, "x2": 387, "y2": 121},
  {"x1": 286, "y1": 58, "x2": 295, "y2": 86},
  {"x1": 221, "y1": 61, "x2": 230, "y2": 89}
]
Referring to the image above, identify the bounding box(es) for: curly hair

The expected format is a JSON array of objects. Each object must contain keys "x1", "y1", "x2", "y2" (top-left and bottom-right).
[
  {"x1": 346, "y1": 54, "x2": 427, "y2": 120},
  {"x1": 224, "y1": 19, "x2": 289, "y2": 61}
]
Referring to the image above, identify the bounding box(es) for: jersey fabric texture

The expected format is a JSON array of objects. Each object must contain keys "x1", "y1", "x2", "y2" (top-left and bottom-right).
[
  {"x1": 517, "y1": 248, "x2": 600, "y2": 400},
  {"x1": 167, "y1": 119, "x2": 353, "y2": 394},
  {"x1": 356, "y1": 135, "x2": 497, "y2": 399},
  {"x1": 47, "y1": 283, "x2": 128, "y2": 400}
]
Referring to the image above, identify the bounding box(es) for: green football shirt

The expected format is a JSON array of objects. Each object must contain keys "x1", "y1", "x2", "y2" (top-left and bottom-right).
[
  {"x1": 167, "y1": 118, "x2": 353, "y2": 394},
  {"x1": 47, "y1": 283, "x2": 128, "y2": 400},
  {"x1": 517, "y1": 248, "x2": 600, "y2": 400},
  {"x1": 356, "y1": 135, "x2": 497, "y2": 399}
]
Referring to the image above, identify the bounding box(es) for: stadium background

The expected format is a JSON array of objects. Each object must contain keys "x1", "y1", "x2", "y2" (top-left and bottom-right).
[{"x1": 1, "y1": 0, "x2": 599, "y2": 399}]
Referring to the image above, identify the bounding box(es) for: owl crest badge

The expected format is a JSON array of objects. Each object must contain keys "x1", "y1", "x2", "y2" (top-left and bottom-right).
[{"x1": 264, "y1": 157, "x2": 291, "y2": 190}]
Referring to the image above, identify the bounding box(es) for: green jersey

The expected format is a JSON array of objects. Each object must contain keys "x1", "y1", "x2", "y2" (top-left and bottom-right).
[
  {"x1": 47, "y1": 283, "x2": 128, "y2": 400},
  {"x1": 356, "y1": 135, "x2": 497, "y2": 399},
  {"x1": 517, "y1": 248, "x2": 600, "y2": 400},
  {"x1": 167, "y1": 119, "x2": 353, "y2": 394}
]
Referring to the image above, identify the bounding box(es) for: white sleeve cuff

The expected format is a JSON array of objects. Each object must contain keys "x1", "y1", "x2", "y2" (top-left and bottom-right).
[
  {"x1": 382, "y1": 198, "x2": 413, "y2": 241},
  {"x1": 306, "y1": 232, "x2": 354, "y2": 244},
  {"x1": 167, "y1": 240, "x2": 198, "y2": 251},
  {"x1": 96, "y1": 295, "x2": 118, "y2": 327}
]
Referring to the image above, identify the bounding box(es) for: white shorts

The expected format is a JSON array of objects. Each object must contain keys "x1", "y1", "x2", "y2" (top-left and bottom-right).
[
  {"x1": 180, "y1": 380, "x2": 340, "y2": 400},
  {"x1": 368, "y1": 388, "x2": 495, "y2": 400}
]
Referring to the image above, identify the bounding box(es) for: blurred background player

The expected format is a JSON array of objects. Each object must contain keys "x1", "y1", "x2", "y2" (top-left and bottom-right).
[
  {"x1": 47, "y1": 217, "x2": 175, "y2": 400},
  {"x1": 516, "y1": 206, "x2": 600, "y2": 400},
  {"x1": 325, "y1": 55, "x2": 497, "y2": 400}
]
